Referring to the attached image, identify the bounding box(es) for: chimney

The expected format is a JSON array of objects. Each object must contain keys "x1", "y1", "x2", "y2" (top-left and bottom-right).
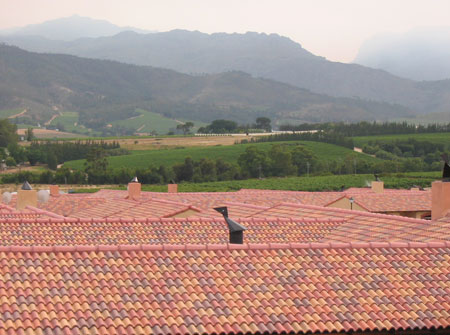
[
  {"x1": 214, "y1": 206, "x2": 246, "y2": 244},
  {"x1": 17, "y1": 181, "x2": 37, "y2": 210},
  {"x1": 371, "y1": 181, "x2": 384, "y2": 193},
  {"x1": 432, "y1": 157, "x2": 450, "y2": 220},
  {"x1": 127, "y1": 177, "x2": 141, "y2": 200},
  {"x1": 49, "y1": 184, "x2": 59, "y2": 196},
  {"x1": 168, "y1": 184, "x2": 178, "y2": 193}
]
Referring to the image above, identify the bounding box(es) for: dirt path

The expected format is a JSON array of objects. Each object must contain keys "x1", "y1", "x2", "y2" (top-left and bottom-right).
[
  {"x1": 7, "y1": 109, "x2": 27, "y2": 119},
  {"x1": 354, "y1": 147, "x2": 375, "y2": 157},
  {"x1": 136, "y1": 124, "x2": 146, "y2": 132},
  {"x1": 44, "y1": 112, "x2": 62, "y2": 126},
  {"x1": 126, "y1": 114, "x2": 143, "y2": 120}
]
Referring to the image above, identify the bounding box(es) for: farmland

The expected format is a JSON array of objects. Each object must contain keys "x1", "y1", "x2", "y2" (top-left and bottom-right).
[
  {"x1": 0, "y1": 109, "x2": 24, "y2": 119},
  {"x1": 112, "y1": 109, "x2": 206, "y2": 134},
  {"x1": 102, "y1": 171, "x2": 438, "y2": 192},
  {"x1": 49, "y1": 112, "x2": 86, "y2": 133},
  {"x1": 64, "y1": 140, "x2": 383, "y2": 170}
]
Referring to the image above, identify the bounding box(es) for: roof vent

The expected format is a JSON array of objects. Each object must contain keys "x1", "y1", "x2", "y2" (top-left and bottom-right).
[
  {"x1": 214, "y1": 206, "x2": 246, "y2": 244},
  {"x1": 2, "y1": 192, "x2": 11, "y2": 204},
  {"x1": 442, "y1": 154, "x2": 450, "y2": 181},
  {"x1": 21, "y1": 181, "x2": 32, "y2": 190},
  {"x1": 37, "y1": 190, "x2": 50, "y2": 203}
]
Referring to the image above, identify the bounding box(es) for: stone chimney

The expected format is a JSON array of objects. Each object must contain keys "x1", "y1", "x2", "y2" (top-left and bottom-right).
[
  {"x1": 431, "y1": 181, "x2": 450, "y2": 220},
  {"x1": 371, "y1": 181, "x2": 384, "y2": 193},
  {"x1": 17, "y1": 181, "x2": 37, "y2": 210},
  {"x1": 128, "y1": 177, "x2": 141, "y2": 200},
  {"x1": 168, "y1": 184, "x2": 178, "y2": 193},
  {"x1": 49, "y1": 184, "x2": 59, "y2": 197}
]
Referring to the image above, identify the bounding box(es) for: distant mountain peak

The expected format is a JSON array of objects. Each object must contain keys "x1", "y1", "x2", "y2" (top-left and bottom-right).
[
  {"x1": 354, "y1": 26, "x2": 450, "y2": 81},
  {"x1": 0, "y1": 15, "x2": 154, "y2": 41}
]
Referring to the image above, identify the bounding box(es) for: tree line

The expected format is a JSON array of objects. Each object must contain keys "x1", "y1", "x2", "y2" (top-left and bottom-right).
[
  {"x1": 1, "y1": 143, "x2": 440, "y2": 185},
  {"x1": 3, "y1": 140, "x2": 125, "y2": 170},
  {"x1": 279, "y1": 121, "x2": 450, "y2": 136}
]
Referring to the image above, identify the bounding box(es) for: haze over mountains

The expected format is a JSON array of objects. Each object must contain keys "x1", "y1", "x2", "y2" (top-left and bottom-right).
[
  {"x1": 0, "y1": 15, "x2": 152, "y2": 41},
  {"x1": 1, "y1": 44, "x2": 414, "y2": 127},
  {"x1": 1, "y1": 16, "x2": 450, "y2": 131},
  {"x1": 354, "y1": 27, "x2": 450, "y2": 81}
]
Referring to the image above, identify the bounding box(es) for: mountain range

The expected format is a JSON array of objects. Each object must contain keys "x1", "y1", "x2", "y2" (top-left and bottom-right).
[
  {"x1": 0, "y1": 44, "x2": 415, "y2": 129},
  {"x1": 1, "y1": 16, "x2": 450, "y2": 131},
  {"x1": 0, "y1": 15, "x2": 152, "y2": 41}
]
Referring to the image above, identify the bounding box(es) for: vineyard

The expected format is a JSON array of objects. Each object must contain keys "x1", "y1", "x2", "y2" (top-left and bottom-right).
[
  {"x1": 64, "y1": 140, "x2": 381, "y2": 170},
  {"x1": 100, "y1": 172, "x2": 440, "y2": 193}
]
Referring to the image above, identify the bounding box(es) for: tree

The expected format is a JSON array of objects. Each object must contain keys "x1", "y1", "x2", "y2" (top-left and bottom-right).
[
  {"x1": 173, "y1": 157, "x2": 195, "y2": 181},
  {"x1": 176, "y1": 122, "x2": 194, "y2": 135},
  {"x1": 7, "y1": 143, "x2": 27, "y2": 164},
  {"x1": 199, "y1": 120, "x2": 238, "y2": 134},
  {"x1": 84, "y1": 147, "x2": 109, "y2": 183},
  {"x1": 268, "y1": 144, "x2": 296, "y2": 176},
  {"x1": 256, "y1": 117, "x2": 272, "y2": 132},
  {"x1": 26, "y1": 147, "x2": 42, "y2": 166},
  {"x1": 238, "y1": 146, "x2": 270, "y2": 178},
  {"x1": 25, "y1": 127, "x2": 34, "y2": 141},
  {"x1": 291, "y1": 146, "x2": 317, "y2": 175},
  {"x1": 0, "y1": 119, "x2": 18, "y2": 147},
  {"x1": 47, "y1": 152, "x2": 58, "y2": 170}
]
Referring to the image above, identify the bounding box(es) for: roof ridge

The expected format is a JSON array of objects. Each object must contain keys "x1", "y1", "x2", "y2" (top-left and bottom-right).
[
  {"x1": 277, "y1": 202, "x2": 434, "y2": 224},
  {"x1": 222, "y1": 201, "x2": 270, "y2": 209},
  {"x1": 323, "y1": 195, "x2": 371, "y2": 211},
  {"x1": 25, "y1": 206, "x2": 66, "y2": 219},
  {"x1": 2, "y1": 241, "x2": 448, "y2": 253}
]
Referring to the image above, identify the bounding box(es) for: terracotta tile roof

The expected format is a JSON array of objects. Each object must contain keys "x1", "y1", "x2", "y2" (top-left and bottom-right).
[
  {"x1": 343, "y1": 192, "x2": 431, "y2": 212},
  {"x1": 0, "y1": 242, "x2": 448, "y2": 334},
  {"x1": 91, "y1": 188, "x2": 432, "y2": 215},
  {"x1": 0, "y1": 204, "x2": 57, "y2": 219},
  {"x1": 252, "y1": 203, "x2": 450, "y2": 242},
  {"x1": 0, "y1": 217, "x2": 345, "y2": 246},
  {"x1": 38, "y1": 194, "x2": 105, "y2": 217},
  {"x1": 7, "y1": 187, "x2": 431, "y2": 220},
  {"x1": 0, "y1": 210, "x2": 449, "y2": 247}
]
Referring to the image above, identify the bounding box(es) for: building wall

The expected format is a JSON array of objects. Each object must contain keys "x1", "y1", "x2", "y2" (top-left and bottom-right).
[
  {"x1": 327, "y1": 197, "x2": 367, "y2": 211},
  {"x1": 169, "y1": 209, "x2": 201, "y2": 218}
]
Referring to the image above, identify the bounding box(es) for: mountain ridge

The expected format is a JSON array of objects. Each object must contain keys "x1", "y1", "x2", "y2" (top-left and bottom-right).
[
  {"x1": 0, "y1": 15, "x2": 153, "y2": 41},
  {"x1": 1, "y1": 28, "x2": 440, "y2": 114},
  {"x1": 0, "y1": 44, "x2": 414, "y2": 131}
]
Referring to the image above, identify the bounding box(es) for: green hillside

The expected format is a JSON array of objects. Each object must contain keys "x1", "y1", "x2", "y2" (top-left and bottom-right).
[
  {"x1": 0, "y1": 44, "x2": 415, "y2": 131},
  {"x1": 111, "y1": 109, "x2": 206, "y2": 134},
  {"x1": 64, "y1": 141, "x2": 382, "y2": 170},
  {"x1": 0, "y1": 109, "x2": 23, "y2": 118}
]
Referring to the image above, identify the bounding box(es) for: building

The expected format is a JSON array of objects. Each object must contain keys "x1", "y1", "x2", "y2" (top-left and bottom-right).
[{"x1": 0, "y1": 180, "x2": 448, "y2": 334}]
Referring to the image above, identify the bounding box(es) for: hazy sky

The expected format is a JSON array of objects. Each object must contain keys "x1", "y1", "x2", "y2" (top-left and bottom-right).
[{"x1": 1, "y1": 0, "x2": 449, "y2": 62}]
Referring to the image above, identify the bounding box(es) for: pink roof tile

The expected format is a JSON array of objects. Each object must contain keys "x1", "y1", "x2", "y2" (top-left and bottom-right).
[{"x1": 0, "y1": 242, "x2": 448, "y2": 334}]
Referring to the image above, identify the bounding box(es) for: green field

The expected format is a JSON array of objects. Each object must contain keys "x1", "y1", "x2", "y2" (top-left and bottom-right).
[
  {"x1": 112, "y1": 109, "x2": 206, "y2": 134},
  {"x1": 50, "y1": 112, "x2": 81, "y2": 132},
  {"x1": 0, "y1": 109, "x2": 23, "y2": 119},
  {"x1": 64, "y1": 141, "x2": 382, "y2": 170},
  {"x1": 71, "y1": 171, "x2": 438, "y2": 193},
  {"x1": 353, "y1": 132, "x2": 450, "y2": 147}
]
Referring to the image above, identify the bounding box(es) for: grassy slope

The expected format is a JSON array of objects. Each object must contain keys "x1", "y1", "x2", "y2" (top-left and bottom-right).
[
  {"x1": 0, "y1": 109, "x2": 23, "y2": 118},
  {"x1": 111, "y1": 109, "x2": 206, "y2": 134},
  {"x1": 353, "y1": 132, "x2": 450, "y2": 147},
  {"x1": 64, "y1": 141, "x2": 382, "y2": 170},
  {"x1": 50, "y1": 112, "x2": 80, "y2": 132}
]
